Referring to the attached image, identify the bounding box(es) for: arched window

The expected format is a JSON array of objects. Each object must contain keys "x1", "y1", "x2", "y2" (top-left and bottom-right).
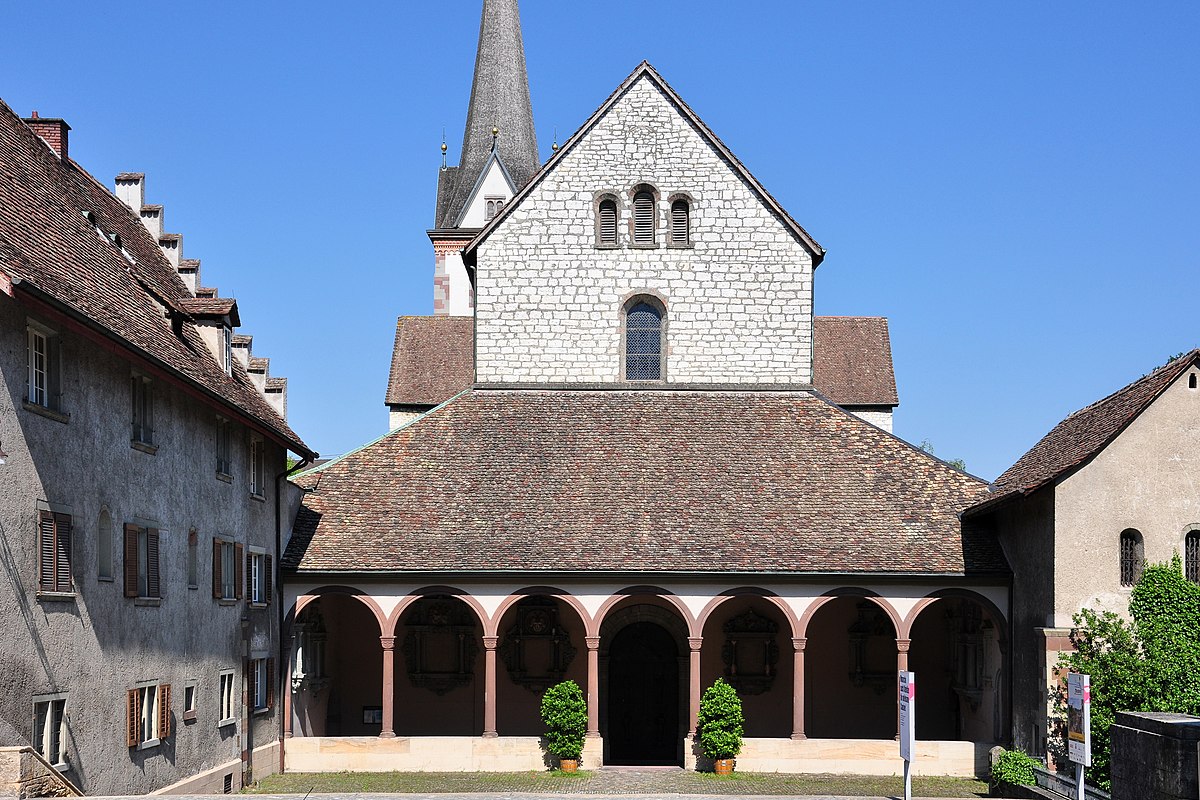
[
  {"x1": 632, "y1": 189, "x2": 656, "y2": 246},
  {"x1": 97, "y1": 507, "x2": 112, "y2": 580},
  {"x1": 597, "y1": 198, "x2": 618, "y2": 247},
  {"x1": 1186, "y1": 530, "x2": 1200, "y2": 584},
  {"x1": 670, "y1": 198, "x2": 690, "y2": 245},
  {"x1": 1119, "y1": 529, "x2": 1144, "y2": 587},
  {"x1": 623, "y1": 298, "x2": 665, "y2": 381}
]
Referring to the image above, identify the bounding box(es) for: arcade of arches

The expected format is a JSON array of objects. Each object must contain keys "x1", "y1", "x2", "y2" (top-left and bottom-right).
[{"x1": 284, "y1": 584, "x2": 1007, "y2": 774}]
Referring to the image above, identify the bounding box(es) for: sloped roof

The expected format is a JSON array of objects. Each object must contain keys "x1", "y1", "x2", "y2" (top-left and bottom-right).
[
  {"x1": 463, "y1": 62, "x2": 824, "y2": 266},
  {"x1": 0, "y1": 99, "x2": 312, "y2": 457},
  {"x1": 288, "y1": 390, "x2": 1000, "y2": 576},
  {"x1": 812, "y1": 317, "x2": 899, "y2": 407},
  {"x1": 177, "y1": 296, "x2": 240, "y2": 325},
  {"x1": 385, "y1": 316, "x2": 475, "y2": 406},
  {"x1": 967, "y1": 350, "x2": 1200, "y2": 515}
]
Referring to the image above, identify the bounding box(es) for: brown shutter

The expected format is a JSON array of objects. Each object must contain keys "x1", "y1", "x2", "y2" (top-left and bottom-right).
[
  {"x1": 126, "y1": 689, "x2": 139, "y2": 746},
  {"x1": 53, "y1": 513, "x2": 72, "y2": 593},
  {"x1": 157, "y1": 684, "x2": 171, "y2": 739},
  {"x1": 266, "y1": 658, "x2": 276, "y2": 709},
  {"x1": 247, "y1": 661, "x2": 258, "y2": 710},
  {"x1": 124, "y1": 524, "x2": 140, "y2": 598},
  {"x1": 233, "y1": 544, "x2": 244, "y2": 600},
  {"x1": 146, "y1": 529, "x2": 160, "y2": 599},
  {"x1": 212, "y1": 538, "x2": 223, "y2": 598},
  {"x1": 264, "y1": 555, "x2": 273, "y2": 606},
  {"x1": 38, "y1": 511, "x2": 55, "y2": 592}
]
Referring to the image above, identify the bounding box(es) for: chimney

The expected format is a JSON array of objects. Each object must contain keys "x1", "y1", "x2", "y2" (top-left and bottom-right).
[
  {"x1": 114, "y1": 173, "x2": 145, "y2": 212},
  {"x1": 23, "y1": 111, "x2": 70, "y2": 160}
]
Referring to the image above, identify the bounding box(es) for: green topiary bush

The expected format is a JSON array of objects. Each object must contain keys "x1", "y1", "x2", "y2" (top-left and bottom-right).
[
  {"x1": 990, "y1": 749, "x2": 1039, "y2": 789},
  {"x1": 540, "y1": 680, "x2": 587, "y2": 760},
  {"x1": 697, "y1": 678, "x2": 744, "y2": 760}
]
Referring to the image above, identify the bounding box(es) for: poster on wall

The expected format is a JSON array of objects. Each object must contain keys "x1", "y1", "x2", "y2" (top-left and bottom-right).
[{"x1": 1066, "y1": 672, "x2": 1091, "y2": 766}]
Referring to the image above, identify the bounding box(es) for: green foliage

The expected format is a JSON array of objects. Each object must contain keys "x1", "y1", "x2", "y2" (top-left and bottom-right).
[
  {"x1": 697, "y1": 678, "x2": 744, "y2": 759},
  {"x1": 539, "y1": 680, "x2": 587, "y2": 760},
  {"x1": 990, "y1": 749, "x2": 1039, "y2": 788},
  {"x1": 1057, "y1": 554, "x2": 1200, "y2": 789}
]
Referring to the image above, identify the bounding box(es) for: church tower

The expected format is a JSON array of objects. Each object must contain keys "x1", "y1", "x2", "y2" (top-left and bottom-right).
[{"x1": 430, "y1": 0, "x2": 538, "y2": 315}]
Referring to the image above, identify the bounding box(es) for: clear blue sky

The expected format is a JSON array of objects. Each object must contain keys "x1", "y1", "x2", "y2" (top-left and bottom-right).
[{"x1": 4, "y1": 2, "x2": 1197, "y2": 480}]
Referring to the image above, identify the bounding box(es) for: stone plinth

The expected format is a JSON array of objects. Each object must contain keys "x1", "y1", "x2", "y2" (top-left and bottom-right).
[{"x1": 1111, "y1": 711, "x2": 1200, "y2": 800}]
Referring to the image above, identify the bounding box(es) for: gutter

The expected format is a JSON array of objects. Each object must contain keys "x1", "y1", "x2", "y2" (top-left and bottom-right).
[{"x1": 275, "y1": 455, "x2": 312, "y2": 776}]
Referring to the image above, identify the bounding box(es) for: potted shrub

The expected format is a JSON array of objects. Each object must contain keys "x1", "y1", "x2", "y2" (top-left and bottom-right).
[
  {"x1": 697, "y1": 678, "x2": 744, "y2": 774},
  {"x1": 540, "y1": 680, "x2": 587, "y2": 772}
]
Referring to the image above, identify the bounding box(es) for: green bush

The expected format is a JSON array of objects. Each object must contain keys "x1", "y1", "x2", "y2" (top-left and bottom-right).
[
  {"x1": 697, "y1": 678, "x2": 744, "y2": 759},
  {"x1": 539, "y1": 680, "x2": 587, "y2": 760},
  {"x1": 990, "y1": 749, "x2": 1039, "y2": 788}
]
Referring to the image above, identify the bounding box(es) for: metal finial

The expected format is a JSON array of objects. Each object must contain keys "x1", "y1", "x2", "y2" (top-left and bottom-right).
[
  {"x1": 440, "y1": 128, "x2": 447, "y2": 167},
  {"x1": 551, "y1": 127, "x2": 558, "y2": 153}
]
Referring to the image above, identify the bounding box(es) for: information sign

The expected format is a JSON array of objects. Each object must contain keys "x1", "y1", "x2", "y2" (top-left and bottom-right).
[
  {"x1": 1067, "y1": 672, "x2": 1091, "y2": 767},
  {"x1": 899, "y1": 671, "x2": 916, "y2": 800}
]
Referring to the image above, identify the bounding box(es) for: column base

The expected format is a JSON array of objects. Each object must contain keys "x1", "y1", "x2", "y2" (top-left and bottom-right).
[
  {"x1": 379, "y1": 731, "x2": 396, "y2": 739},
  {"x1": 790, "y1": 733, "x2": 807, "y2": 740},
  {"x1": 482, "y1": 731, "x2": 499, "y2": 738}
]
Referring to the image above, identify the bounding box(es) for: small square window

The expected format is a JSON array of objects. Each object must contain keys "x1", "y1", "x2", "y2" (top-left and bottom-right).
[{"x1": 183, "y1": 683, "x2": 197, "y2": 722}]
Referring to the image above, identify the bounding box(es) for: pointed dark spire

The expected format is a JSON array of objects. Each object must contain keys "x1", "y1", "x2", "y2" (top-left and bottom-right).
[{"x1": 435, "y1": 0, "x2": 538, "y2": 229}]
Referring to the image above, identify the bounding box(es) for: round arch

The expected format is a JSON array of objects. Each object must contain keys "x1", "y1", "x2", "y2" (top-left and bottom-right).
[
  {"x1": 488, "y1": 586, "x2": 592, "y2": 638},
  {"x1": 901, "y1": 588, "x2": 1009, "y2": 648},
  {"x1": 797, "y1": 588, "x2": 902, "y2": 639},
  {"x1": 697, "y1": 587, "x2": 801, "y2": 640},
  {"x1": 385, "y1": 585, "x2": 489, "y2": 637},
  {"x1": 288, "y1": 585, "x2": 387, "y2": 636},
  {"x1": 591, "y1": 586, "x2": 697, "y2": 638}
]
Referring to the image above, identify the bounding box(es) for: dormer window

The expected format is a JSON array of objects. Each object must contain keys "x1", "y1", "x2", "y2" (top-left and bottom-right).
[
  {"x1": 622, "y1": 296, "x2": 666, "y2": 381},
  {"x1": 485, "y1": 196, "x2": 505, "y2": 222}
]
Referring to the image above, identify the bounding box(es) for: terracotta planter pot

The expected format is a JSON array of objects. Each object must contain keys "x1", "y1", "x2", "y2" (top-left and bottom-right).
[
  {"x1": 559, "y1": 758, "x2": 579, "y2": 773},
  {"x1": 713, "y1": 758, "x2": 735, "y2": 775}
]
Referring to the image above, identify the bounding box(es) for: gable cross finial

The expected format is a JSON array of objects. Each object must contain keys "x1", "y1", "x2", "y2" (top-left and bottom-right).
[{"x1": 441, "y1": 127, "x2": 448, "y2": 168}]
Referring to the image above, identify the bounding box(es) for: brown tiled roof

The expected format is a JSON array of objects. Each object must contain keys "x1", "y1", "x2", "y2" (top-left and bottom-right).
[
  {"x1": 287, "y1": 390, "x2": 1000, "y2": 575},
  {"x1": 969, "y1": 350, "x2": 1200, "y2": 514},
  {"x1": 248, "y1": 357, "x2": 269, "y2": 373},
  {"x1": 177, "y1": 296, "x2": 239, "y2": 325},
  {"x1": 266, "y1": 377, "x2": 286, "y2": 391},
  {"x1": 384, "y1": 316, "x2": 474, "y2": 406},
  {"x1": 0, "y1": 99, "x2": 311, "y2": 457},
  {"x1": 812, "y1": 317, "x2": 898, "y2": 407}
]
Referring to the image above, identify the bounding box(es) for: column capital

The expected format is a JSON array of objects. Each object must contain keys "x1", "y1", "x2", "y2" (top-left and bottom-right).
[
  {"x1": 792, "y1": 637, "x2": 807, "y2": 652},
  {"x1": 895, "y1": 638, "x2": 911, "y2": 653},
  {"x1": 483, "y1": 636, "x2": 499, "y2": 650},
  {"x1": 585, "y1": 636, "x2": 601, "y2": 650},
  {"x1": 688, "y1": 637, "x2": 703, "y2": 652},
  {"x1": 379, "y1": 636, "x2": 395, "y2": 650}
]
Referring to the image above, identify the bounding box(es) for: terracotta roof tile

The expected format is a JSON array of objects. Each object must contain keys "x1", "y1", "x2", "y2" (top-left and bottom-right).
[
  {"x1": 384, "y1": 316, "x2": 474, "y2": 406},
  {"x1": 178, "y1": 296, "x2": 239, "y2": 325},
  {"x1": 287, "y1": 390, "x2": 1000, "y2": 576},
  {"x1": 812, "y1": 317, "x2": 898, "y2": 407}
]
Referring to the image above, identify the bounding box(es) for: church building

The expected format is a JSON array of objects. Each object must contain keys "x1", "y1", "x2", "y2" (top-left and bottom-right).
[{"x1": 281, "y1": 0, "x2": 1010, "y2": 776}]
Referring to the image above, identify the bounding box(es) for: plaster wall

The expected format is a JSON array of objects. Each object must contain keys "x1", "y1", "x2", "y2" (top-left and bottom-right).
[
  {"x1": 1053, "y1": 366, "x2": 1200, "y2": 626},
  {"x1": 457, "y1": 159, "x2": 516, "y2": 229},
  {"x1": 444, "y1": 251, "x2": 473, "y2": 317},
  {"x1": 0, "y1": 295, "x2": 284, "y2": 794},
  {"x1": 473, "y1": 75, "x2": 816, "y2": 385}
]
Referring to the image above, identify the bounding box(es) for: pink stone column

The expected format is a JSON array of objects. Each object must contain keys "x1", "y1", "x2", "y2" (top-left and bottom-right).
[
  {"x1": 791, "y1": 637, "x2": 807, "y2": 740},
  {"x1": 688, "y1": 637, "x2": 703, "y2": 735},
  {"x1": 585, "y1": 637, "x2": 601, "y2": 737},
  {"x1": 895, "y1": 638, "x2": 911, "y2": 740},
  {"x1": 483, "y1": 636, "x2": 499, "y2": 737},
  {"x1": 380, "y1": 636, "x2": 396, "y2": 738}
]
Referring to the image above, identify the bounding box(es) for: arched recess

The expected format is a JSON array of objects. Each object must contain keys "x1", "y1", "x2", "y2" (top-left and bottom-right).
[
  {"x1": 698, "y1": 589, "x2": 795, "y2": 737},
  {"x1": 491, "y1": 588, "x2": 591, "y2": 735},
  {"x1": 289, "y1": 584, "x2": 387, "y2": 634},
  {"x1": 797, "y1": 588, "x2": 901, "y2": 639},
  {"x1": 903, "y1": 589, "x2": 1009, "y2": 744},
  {"x1": 591, "y1": 586, "x2": 697, "y2": 638}
]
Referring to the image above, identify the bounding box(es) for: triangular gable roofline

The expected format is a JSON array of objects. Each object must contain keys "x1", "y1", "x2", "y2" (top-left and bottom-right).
[
  {"x1": 452, "y1": 149, "x2": 519, "y2": 228},
  {"x1": 965, "y1": 349, "x2": 1200, "y2": 518},
  {"x1": 463, "y1": 61, "x2": 825, "y2": 267}
]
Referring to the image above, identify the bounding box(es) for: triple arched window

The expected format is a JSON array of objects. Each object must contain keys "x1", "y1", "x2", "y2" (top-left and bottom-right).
[
  {"x1": 594, "y1": 188, "x2": 691, "y2": 248},
  {"x1": 623, "y1": 297, "x2": 665, "y2": 381}
]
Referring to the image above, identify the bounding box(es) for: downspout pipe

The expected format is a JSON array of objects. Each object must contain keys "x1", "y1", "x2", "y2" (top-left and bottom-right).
[{"x1": 275, "y1": 455, "x2": 313, "y2": 777}]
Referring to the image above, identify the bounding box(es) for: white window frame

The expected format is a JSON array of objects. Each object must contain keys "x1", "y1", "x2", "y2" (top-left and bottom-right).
[
  {"x1": 183, "y1": 681, "x2": 198, "y2": 723},
  {"x1": 218, "y1": 670, "x2": 236, "y2": 727},
  {"x1": 33, "y1": 693, "x2": 68, "y2": 769},
  {"x1": 251, "y1": 658, "x2": 268, "y2": 712},
  {"x1": 133, "y1": 682, "x2": 160, "y2": 750},
  {"x1": 249, "y1": 436, "x2": 265, "y2": 497},
  {"x1": 223, "y1": 326, "x2": 233, "y2": 376},
  {"x1": 249, "y1": 548, "x2": 266, "y2": 605},
  {"x1": 131, "y1": 374, "x2": 154, "y2": 446},
  {"x1": 26, "y1": 321, "x2": 61, "y2": 411}
]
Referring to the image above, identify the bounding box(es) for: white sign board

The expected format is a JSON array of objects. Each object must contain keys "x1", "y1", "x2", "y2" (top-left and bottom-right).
[
  {"x1": 1067, "y1": 672, "x2": 1091, "y2": 767},
  {"x1": 899, "y1": 671, "x2": 916, "y2": 762}
]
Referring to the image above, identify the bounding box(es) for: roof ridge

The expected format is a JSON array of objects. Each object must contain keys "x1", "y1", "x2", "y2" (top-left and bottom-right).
[{"x1": 1060, "y1": 349, "x2": 1199, "y2": 423}]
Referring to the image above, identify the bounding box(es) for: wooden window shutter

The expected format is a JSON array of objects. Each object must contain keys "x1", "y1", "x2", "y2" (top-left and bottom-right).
[
  {"x1": 146, "y1": 529, "x2": 160, "y2": 599},
  {"x1": 157, "y1": 684, "x2": 171, "y2": 739},
  {"x1": 264, "y1": 554, "x2": 273, "y2": 606},
  {"x1": 125, "y1": 689, "x2": 139, "y2": 746},
  {"x1": 598, "y1": 200, "x2": 617, "y2": 246},
  {"x1": 38, "y1": 511, "x2": 55, "y2": 592},
  {"x1": 234, "y1": 543, "x2": 244, "y2": 600},
  {"x1": 212, "y1": 538, "x2": 223, "y2": 598},
  {"x1": 53, "y1": 513, "x2": 72, "y2": 593},
  {"x1": 124, "y1": 524, "x2": 140, "y2": 598},
  {"x1": 266, "y1": 658, "x2": 276, "y2": 709},
  {"x1": 671, "y1": 199, "x2": 690, "y2": 244},
  {"x1": 247, "y1": 662, "x2": 257, "y2": 710},
  {"x1": 633, "y1": 191, "x2": 654, "y2": 245}
]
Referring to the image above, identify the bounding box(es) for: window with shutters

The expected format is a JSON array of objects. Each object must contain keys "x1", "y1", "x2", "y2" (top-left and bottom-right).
[
  {"x1": 631, "y1": 187, "x2": 657, "y2": 247},
  {"x1": 621, "y1": 296, "x2": 667, "y2": 382},
  {"x1": 33, "y1": 694, "x2": 67, "y2": 768},
  {"x1": 97, "y1": 507, "x2": 113, "y2": 581},
  {"x1": 249, "y1": 436, "x2": 265, "y2": 498},
  {"x1": 212, "y1": 538, "x2": 242, "y2": 602},
  {"x1": 123, "y1": 523, "x2": 161, "y2": 600},
  {"x1": 126, "y1": 682, "x2": 169, "y2": 748},
  {"x1": 668, "y1": 196, "x2": 692, "y2": 246},
  {"x1": 131, "y1": 374, "x2": 154, "y2": 448},
  {"x1": 247, "y1": 547, "x2": 272, "y2": 607},
  {"x1": 1186, "y1": 530, "x2": 1200, "y2": 584},
  {"x1": 38, "y1": 510, "x2": 73, "y2": 596},
  {"x1": 1119, "y1": 528, "x2": 1144, "y2": 587},
  {"x1": 248, "y1": 657, "x2": 275, "y2": 713},
  {"x1": 218, "y1": 670, "x2": 236, "y2": 726},
  {"x1": 25, "y1": 321, "x2": 64, "y2": 415},
  {"x1": 216, "y1": 417, "x2": 233, "y2": 478},
  {"x1": 596, "y1": 196, "x2": 619, "y2": 247}
]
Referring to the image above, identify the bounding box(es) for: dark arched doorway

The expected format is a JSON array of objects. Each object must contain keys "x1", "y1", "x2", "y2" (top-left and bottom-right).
[{"x1": 606, "y1": 621, "x2": 679, "y2": 765}]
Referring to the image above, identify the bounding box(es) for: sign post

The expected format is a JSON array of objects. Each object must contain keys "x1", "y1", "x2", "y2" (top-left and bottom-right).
[
  {"x1": 1067, "y1": 673, "x2": 1091, "y2": 800},
  {"x1": 899, "y1": 671, "x2": 915, "y2": 800}
]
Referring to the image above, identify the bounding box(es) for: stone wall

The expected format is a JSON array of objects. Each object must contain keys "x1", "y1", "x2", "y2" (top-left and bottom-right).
[
  {"x1": 475, "y1": 74, "x2": 816, "y2": 385},
  {"x1": 1111, "y1": 711, "x2": 1200, "y2": 800}
]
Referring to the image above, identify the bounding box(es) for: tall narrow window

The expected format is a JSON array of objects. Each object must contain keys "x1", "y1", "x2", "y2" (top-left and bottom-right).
[
  {"x1": 1186, "y1": 531, "x2": 1200, "y2": 584},
  {"x1": 33, "y1": 696, "x2": 67, "y2": 767},
  {"x1": 212, "y1": 538, "x2": 242, "y2": 601},
  {"x1": 98, "y1": 508, "x2": 113, "y2": 580},
  {"x1": 218, "y1": 670, "x2": 236, "y2": 726},
  {"x1": 632, "y1": 190, "x2": 655, "y2": 246},
  {"x1": 670, "y1": 198, "x2": 691, "y2": 245},
  {"x1": 26, "y1": 324, "x2": 61, "y2": 410},
  {"x1": 223, "y1": 326, "x2": 233, "y2": 376},
  {"x1": 131, "y1": 375, "x2": 154, "y2": 446},
  {"x1": 216, "y1": 417, "x2": 232, "y2": 476},
  {"x1": 1119, "y1": 529, "x2": 1144, "y2": 587},
  {"x1": 624, "y1": 299, "x2": 665, "y2": 381},
  {"x1": 123, "y1": 524, "x2": 160, "y2": 600},
  {"x1": 39, "y1": 510, "x2": 72, "y2": 594},
  {"x1": 187, "y1": 529, "x2": 199, "y2": 589},
  {"x1": 249, "y1": 437, "x2": 265, "y2": 497},
  {"x1": 597, "y1": 198, "x2": 618, "y2": 247},
  {"x1": 248, "y1": 658, "x2": 274, "y2": 712}
]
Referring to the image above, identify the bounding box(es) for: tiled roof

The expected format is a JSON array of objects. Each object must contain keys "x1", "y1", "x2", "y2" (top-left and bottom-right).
[
  {"x1": 812, "y1": 317, "x2": 899, "y2": 407},
  {"x1": 287, "y1": 390, "x2": 1000, "y2": 575},
  {"x1": 968, "y1": 350, "x2": 1200, "y2": 514},
  {"x1": 248, "y1": 357, "x2": 269, "y2": 372},
  {"x1": 384, "y1": 316, "x2": 474, "y2": 406},
  {"x1": 177, "y1": 296, "x2": 239, "y2": 325},
  {"x1": 0, "y1": 99, "x2": 311, "y2": 457}
]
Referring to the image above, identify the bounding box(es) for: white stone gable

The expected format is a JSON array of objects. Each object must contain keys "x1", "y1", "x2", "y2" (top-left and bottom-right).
[
  {"x1": 456, "y1": 154, "x2": 517, "y2": 229},
  {"x1": 474, "y1": 74, "x2": 815, "y2": 385}
]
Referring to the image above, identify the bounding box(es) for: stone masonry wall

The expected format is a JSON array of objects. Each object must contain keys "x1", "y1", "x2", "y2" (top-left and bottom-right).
[{"x1": 475, "y1": 75, "x2": 816, "y2": 385}]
